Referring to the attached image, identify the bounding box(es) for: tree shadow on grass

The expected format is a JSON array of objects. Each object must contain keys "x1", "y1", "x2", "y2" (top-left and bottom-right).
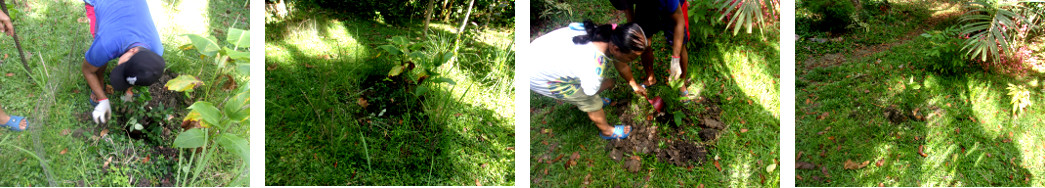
[
  {"x1": 264, "y1": 9, "x2": 514, "y2": 186},
  {"x1": 795, "y1": 44, "x2": 1033, "y2": 186}
]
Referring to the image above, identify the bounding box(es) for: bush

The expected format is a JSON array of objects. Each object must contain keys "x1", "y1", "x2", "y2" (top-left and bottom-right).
[
  {"x1": 920, "y1": 26, "x2": 968, "y2": 75},
  {"x1": 800, "y1": 0, "x2": 855, "y2": 33},
  {"x1": 292, "y1": 0, "x2": 426, "y2": 24}
]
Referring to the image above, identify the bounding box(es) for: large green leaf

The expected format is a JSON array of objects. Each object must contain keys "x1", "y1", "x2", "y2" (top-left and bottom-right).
[
  {"x1": 225, "y1": 89, "x2": 250, "y2": 123},
  {"x1": 429, "y1": 77, "x2": 456, "y2": 85},
  {"x1": 188, "y1": 102, "x2": 223, "y2": 129},
  {"x1": 165, "y1": 75, "x2": 204, "y2": 92},
  {"x1": 378, "y1": 45, "x2": 402, "y2": 56},
  {"x1": 173, "y1": 128, "x2": 206, "y2": 148},
  {"x1": 217, "y1": 133, "x2": 250, "y2": 163},
  {"x1": 228, "y1": 49, "x2": 250, "y2": 63},
  {"x1": 434, "y1": 52, "x2": 454, "y2": 67},
  {"x1": 391, "y1": 36, "x2": 410, "y2": 46},
  {"x1": 388, "y1": 64, "x2": 407, "y2": 77},
  {"x1": 226, "y1": 28, "x2": 250, "y2": 49},
  {"x1": 183, "y1": 34, "x2": 221, "y2": 57}
]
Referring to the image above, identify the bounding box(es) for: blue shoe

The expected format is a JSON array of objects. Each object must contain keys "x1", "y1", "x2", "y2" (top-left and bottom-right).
[
  {"x1": 602, "y1": 97, "x2": 611, "y2": 106},
  {"x1": 3, "y1": 115, "x2": 28, "y2": 131},
  {"x1": 600, "y1": 125, "x2": 630, "y2": 140}
]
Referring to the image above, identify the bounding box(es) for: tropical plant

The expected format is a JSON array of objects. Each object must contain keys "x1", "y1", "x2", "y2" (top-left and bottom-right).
[
  {"x1": 689, "y1": 0, "x2": 725, "y2": 40},
  {"x1": 921, "y1": 26, "x2": 968, "y2": 74},
  {"x1": 1006, "y1": 83, "x2": 1032, "y2": 118},
  {"x1": 164, "y1": 26, "x2": 251, "y2": 186},
  {"x1": 959, "y1": 0, "x2": 1042, "y2": 63},
  {"x1": 717, "y1": 0, "x2": 780, "y2": 35},
  {"x1": 378, "y1": 35, "x2": 457, "y2": 96}
]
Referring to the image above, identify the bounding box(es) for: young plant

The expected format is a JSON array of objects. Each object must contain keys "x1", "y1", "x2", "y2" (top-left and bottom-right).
[
  {"x1": 378, "y1": 35, "x2": 456, "y2": 96},
  {"x1": 165, "y1": 26, "x2": 251, "y2": 187},
  {"x1": 959, "y1": 0, "x2": 1042, "y2": 64},
  {"x1": 921, "y1": 26, "x2": 968, "y2": 74},
  {"x1": 1006, "y1": 83, "x2": 1032, "y2": 118}
]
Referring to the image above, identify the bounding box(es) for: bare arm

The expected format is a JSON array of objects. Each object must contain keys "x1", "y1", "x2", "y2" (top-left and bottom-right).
[
  {"x1": 670, "y1": 6, "x2": 686, "y2": 58},
  {"x1": 82, "y1": 60, "x2": 106, "y2": 101},
  {"x1": 613, "y1": 59, "x2": 646, "y2": 96}
]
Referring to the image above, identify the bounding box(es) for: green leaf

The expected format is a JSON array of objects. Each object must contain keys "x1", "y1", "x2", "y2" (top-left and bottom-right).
[
  {"x1": 378, "y1": 45, "x2": 402, "y2": 56},
  {"x1": 173, "y1": 128, "x2": 206, "y2": 148},
  {"x1": 429, "y1": 77, "x2": 456, "y2": 85},
  {"x1": 391, "y1": 36, "x2": 410, "y2": 46},
  {"x1": 388, "y1": 65, "x2": 407, "y2": 77},
  {"x1": 225, "y1": 89, "x2": 250, "y2": 123},
  {"x1": 434, "y1": 52, "x2": 454, "y2": 67},
  {"x1": 217, "y1": 133, "x2": 250, "y2": 163},
  {"x1": 237, "y1": 62, "x2": 250, "y2": 75},
  {"x1": 228, "y1": 49, "x2": 250, "y2": 63},
  {"x1": 188, "y1": 102, "x2": 223, "y2": 129},
  {"x1": 226, "y1": 28, "x2": 250, "y2": 49},
  {"x1": 165, "y1": 75, "x2": 204, "y2": 92},
  {"x1": 183, "y1": 34, "x2": 221, "y2": 57},
  {"x1": 408, "y1": 51, "x2": 425, "y2": 62},
  {"x1": 414, "y1": 85, "x2": 429, "y2": 96}
]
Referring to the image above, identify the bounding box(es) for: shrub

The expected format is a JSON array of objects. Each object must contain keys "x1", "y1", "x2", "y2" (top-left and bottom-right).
[
  {"x1": 800, "y1": 0, "x2": 856, "y2": 33},
  {"x1": 921, "y1": 26, "x2": 969, "y2": 74}
]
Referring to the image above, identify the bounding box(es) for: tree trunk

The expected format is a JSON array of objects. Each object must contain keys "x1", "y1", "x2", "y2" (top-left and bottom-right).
[
  {"x1": 450, "y1": 0, "x2": 475, "y2": 67},
  {"x1": 423, "y1": 0, "x2": 436, "y2": 37}
]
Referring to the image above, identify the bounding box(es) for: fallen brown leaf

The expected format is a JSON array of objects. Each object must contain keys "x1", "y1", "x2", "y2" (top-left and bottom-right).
[
  {"x1": 714, "y1": 159, "x2": 722, "y2": 171},
  {"x1": 60, "y1": 148, "x2": 68, "y2": 155},
  {"x1": 475, "y1": 179, "x2": 481, "y2": 186},
  {"x1": 918, "y1": 145, "x2": 928, "y2": 157},
  {"x1": 356, "y1": 98, "x2": 369, "y2": 108},
  {"x1": 843, "y1": 159, "x2": 870, "y2": 170},
  {"x1": 797, "y1": 161, "x2": 816, "y2": 170},
  {"x1": 4, "y1": 73, "x2": 13, "y2": 77},
  {"x1": 819, "y1": 112, "x2": 829, "y2": 120},
  {"x1": 740, "y1": 128, "x2": 749, "y2": 133},
  {"x1": 876, "y1": 159, "x2": 884, "y2": 167}
]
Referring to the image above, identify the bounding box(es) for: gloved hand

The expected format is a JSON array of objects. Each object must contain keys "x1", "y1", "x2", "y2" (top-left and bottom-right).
[
  {"x1": 93, "y1": 99, "x2": 111, "y2": 124},
  {"x1": 121, "y1": 90, "x2": 134, "y2": 102},
  {"x1": 669, "y1": 56, "x2": 682, "y2": 81}
]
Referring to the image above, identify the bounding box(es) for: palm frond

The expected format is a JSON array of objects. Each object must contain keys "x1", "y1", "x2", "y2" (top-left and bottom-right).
[{"x1": 717, "y1": 0, "x2": 778, "y2": 35}]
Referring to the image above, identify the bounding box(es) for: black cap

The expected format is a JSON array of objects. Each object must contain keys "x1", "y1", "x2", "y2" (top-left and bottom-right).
[{"x1": 110, "y1": 47, "x2": 165, "y2": 92}]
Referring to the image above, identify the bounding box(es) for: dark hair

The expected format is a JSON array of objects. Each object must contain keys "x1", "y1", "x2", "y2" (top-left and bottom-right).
[{"x1": 572, "y1": 20, "x2": 647, "y2": 54}]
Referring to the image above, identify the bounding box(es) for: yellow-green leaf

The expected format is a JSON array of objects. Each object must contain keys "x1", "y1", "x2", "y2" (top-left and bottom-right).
[{"x1": 165, "y1": 75, "x2": 204, "y2": 92}]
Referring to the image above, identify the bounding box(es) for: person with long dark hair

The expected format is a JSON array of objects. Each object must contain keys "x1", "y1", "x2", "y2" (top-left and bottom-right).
[{"x1": 530, "y1": 20, "x2": 650, "y2": 139}]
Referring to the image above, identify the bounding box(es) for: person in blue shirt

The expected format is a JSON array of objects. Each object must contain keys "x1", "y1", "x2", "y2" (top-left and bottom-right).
[
  {"x1": 80, "y1": 0, "x2": 166, "y2": 124},
  {"x1": 0, "y1": 11, "x2": 29, "y2": 131},
  {"x1": 610, "y1": 0, "x2": 691, "y2": 95}
]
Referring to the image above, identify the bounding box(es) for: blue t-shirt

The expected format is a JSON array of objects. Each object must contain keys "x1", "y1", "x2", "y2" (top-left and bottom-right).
[{"x1": 84, "y1": 0, "x2": 164, "y2": 67}]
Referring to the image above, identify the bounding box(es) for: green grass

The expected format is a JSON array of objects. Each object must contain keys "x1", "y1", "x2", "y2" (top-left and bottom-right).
[
  {"x1": 0, "y1": 0, "x2": 248, "y2": 186},
  {"x1": 795, "y1": 1, "x2": 1045, "y2": 186},
  {"x1": 263, "y1": 8, "x2": 516, "y2": 186},
  {"x1": 529, "y1": 0, "x2": 780, "y2": 187}
]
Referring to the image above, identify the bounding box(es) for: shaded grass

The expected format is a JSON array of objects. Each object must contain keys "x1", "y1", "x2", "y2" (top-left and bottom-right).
[
  {"x1": 0, "y1": 0, "x2": 248, "y2": 186},
  {"x1": 795, "y1": 22, "x2": 1045, "y2": 187},
  {"x1": 264, "y1": 9, "x2": 515, "y2": 186},
  {"x1": 529, "y1": 0, "x2": 780, "y2": 186}
]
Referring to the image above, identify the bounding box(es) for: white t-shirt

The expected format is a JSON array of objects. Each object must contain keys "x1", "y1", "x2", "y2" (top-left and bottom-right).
[{"x1": 529, "y1": 24, "x2": 611, "y2": 99}]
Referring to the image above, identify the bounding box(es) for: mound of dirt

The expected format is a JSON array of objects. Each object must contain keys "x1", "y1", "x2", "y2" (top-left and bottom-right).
[{"x1": 605, "y1": 96, "x2": 727, "y2": 168}]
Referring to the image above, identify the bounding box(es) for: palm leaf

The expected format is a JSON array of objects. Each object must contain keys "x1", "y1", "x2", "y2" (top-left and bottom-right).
[{"x1": 717, "y1": 0, "x2": 778, "y2": 35}]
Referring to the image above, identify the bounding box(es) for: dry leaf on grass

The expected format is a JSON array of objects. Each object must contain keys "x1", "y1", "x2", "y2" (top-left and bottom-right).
[
  {"x1": 918, "y1": 145, "x2": 928, "y2": 157},
  {"x1": 843, "y1": 159, "x2": 870, "y2": 170},
  {"x1": 796, "y1": 161, "x2": 817, "y2": 170}
]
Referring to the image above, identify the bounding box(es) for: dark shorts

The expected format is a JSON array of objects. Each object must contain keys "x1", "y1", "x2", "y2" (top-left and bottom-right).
[{"x1": 612, "y1": 0, "x2": 690, "y2": 46}]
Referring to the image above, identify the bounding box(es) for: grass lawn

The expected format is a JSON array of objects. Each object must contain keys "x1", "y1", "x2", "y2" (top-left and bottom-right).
[
  {"x1": 263, "y1": 7, "x2": 516, "y2": 186},
  {"x1": 0, "y1": 0, "x2": 248, "y2": 186},
  {"x1": 796, "y1": 0, "x2": 1045, "y2": 186},
  {"x1": 530, "y1": 0, "x2": 780, "y2": 187}
]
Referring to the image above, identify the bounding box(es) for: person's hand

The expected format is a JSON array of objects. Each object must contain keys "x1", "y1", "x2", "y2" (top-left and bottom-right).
[
  {"x1": 669, "y1": 56, "x2": 681, "y2": 81},
  {"x1": 121, "y1": 90, "x2": 134, "y2": 102},
  {"x1": 631, "y1": 84, "x2": 647, "y2": 97},
  {"x1": 93, "y1": 99, "x2": 112, "y2": 124},
  {"x1": 0, "y1": 12, "x2": 13, "y2": 36}
]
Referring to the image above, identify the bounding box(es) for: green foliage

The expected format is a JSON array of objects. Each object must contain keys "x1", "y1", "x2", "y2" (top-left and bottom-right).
[
  {"x1": 801, "y1": 0, "x2": 856, "y2": 33},
  {"x1": 689, "y1": 0, "x2": 725, "y2": 40},
  {"x1": 532, "y1": 0, "x2": 573, "y2": 25},
  {"x1": 1006, "y1": 83, "x2": 1032, "y2": 117},
  {"x1": 377, "y1": 35, "x2": 456, "y2": 96},
  {"x1": 959, "y1": 0, "x2": 1042, "y2": 63},
  {"x1": 921, "y1": 26, "x2": 969, "y2": 74},
  {"x1": 717, "y1": 0, "x2": 779, "y2": 35},
  {"x1": 172, "y1": 26, "x2": 252, "y2": 187}
]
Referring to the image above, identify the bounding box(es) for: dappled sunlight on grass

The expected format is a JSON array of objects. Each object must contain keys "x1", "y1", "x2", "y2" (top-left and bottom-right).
[
  {"x1": 966, "y1": 80, "x2": 1006, "y2": 136},
  {"x1": 726, "y1": 153, "x2": 754, "y2": 187},
  {"x1": 719, "y1": 46, "x2": 780, "y2": 118}
]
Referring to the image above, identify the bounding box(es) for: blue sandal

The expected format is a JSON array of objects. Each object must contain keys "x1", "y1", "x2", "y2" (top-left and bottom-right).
[
  {"x1": 600, "y1": 125, "x2": 630, "y2": 140},
  {"x1": 602, "y1": 97, "x2": 611, "y2": 105},
  {"x1": 3, "y1": 115, "x2": 28, "y2": 131}
]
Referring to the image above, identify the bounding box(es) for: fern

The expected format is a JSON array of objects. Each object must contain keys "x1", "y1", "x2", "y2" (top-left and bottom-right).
[
  {"x1": 717, "y1": 0, "x2": 779, "y2": 35},
  {"x1": 959, "y1": 0, "x2": 1042, "y2": 63}
]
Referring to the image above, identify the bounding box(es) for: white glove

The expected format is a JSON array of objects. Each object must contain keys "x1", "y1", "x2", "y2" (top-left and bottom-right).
[
  {"x1": 121, "y1": 92, "x2": 133, "y2": 102},
  {"x1": 93, "y1": 99, "x2": 112, "y2": 124},
  {"x1": 669, "y1": 56, "x2": 682, "y2": 81}
]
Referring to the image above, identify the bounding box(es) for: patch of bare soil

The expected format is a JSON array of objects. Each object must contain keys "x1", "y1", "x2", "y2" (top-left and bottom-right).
[{"x1": 605, "y1": 96, "x2": 727, "y2": 171}]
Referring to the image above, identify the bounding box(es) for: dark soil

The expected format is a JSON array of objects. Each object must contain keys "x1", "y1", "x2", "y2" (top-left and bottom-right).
[
  {"x1": 348, "y1": 74, "x2": 442, "y2": 170},
  {"x1": 605, "y1": 95, "x2": 727, "y2": 168}
]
